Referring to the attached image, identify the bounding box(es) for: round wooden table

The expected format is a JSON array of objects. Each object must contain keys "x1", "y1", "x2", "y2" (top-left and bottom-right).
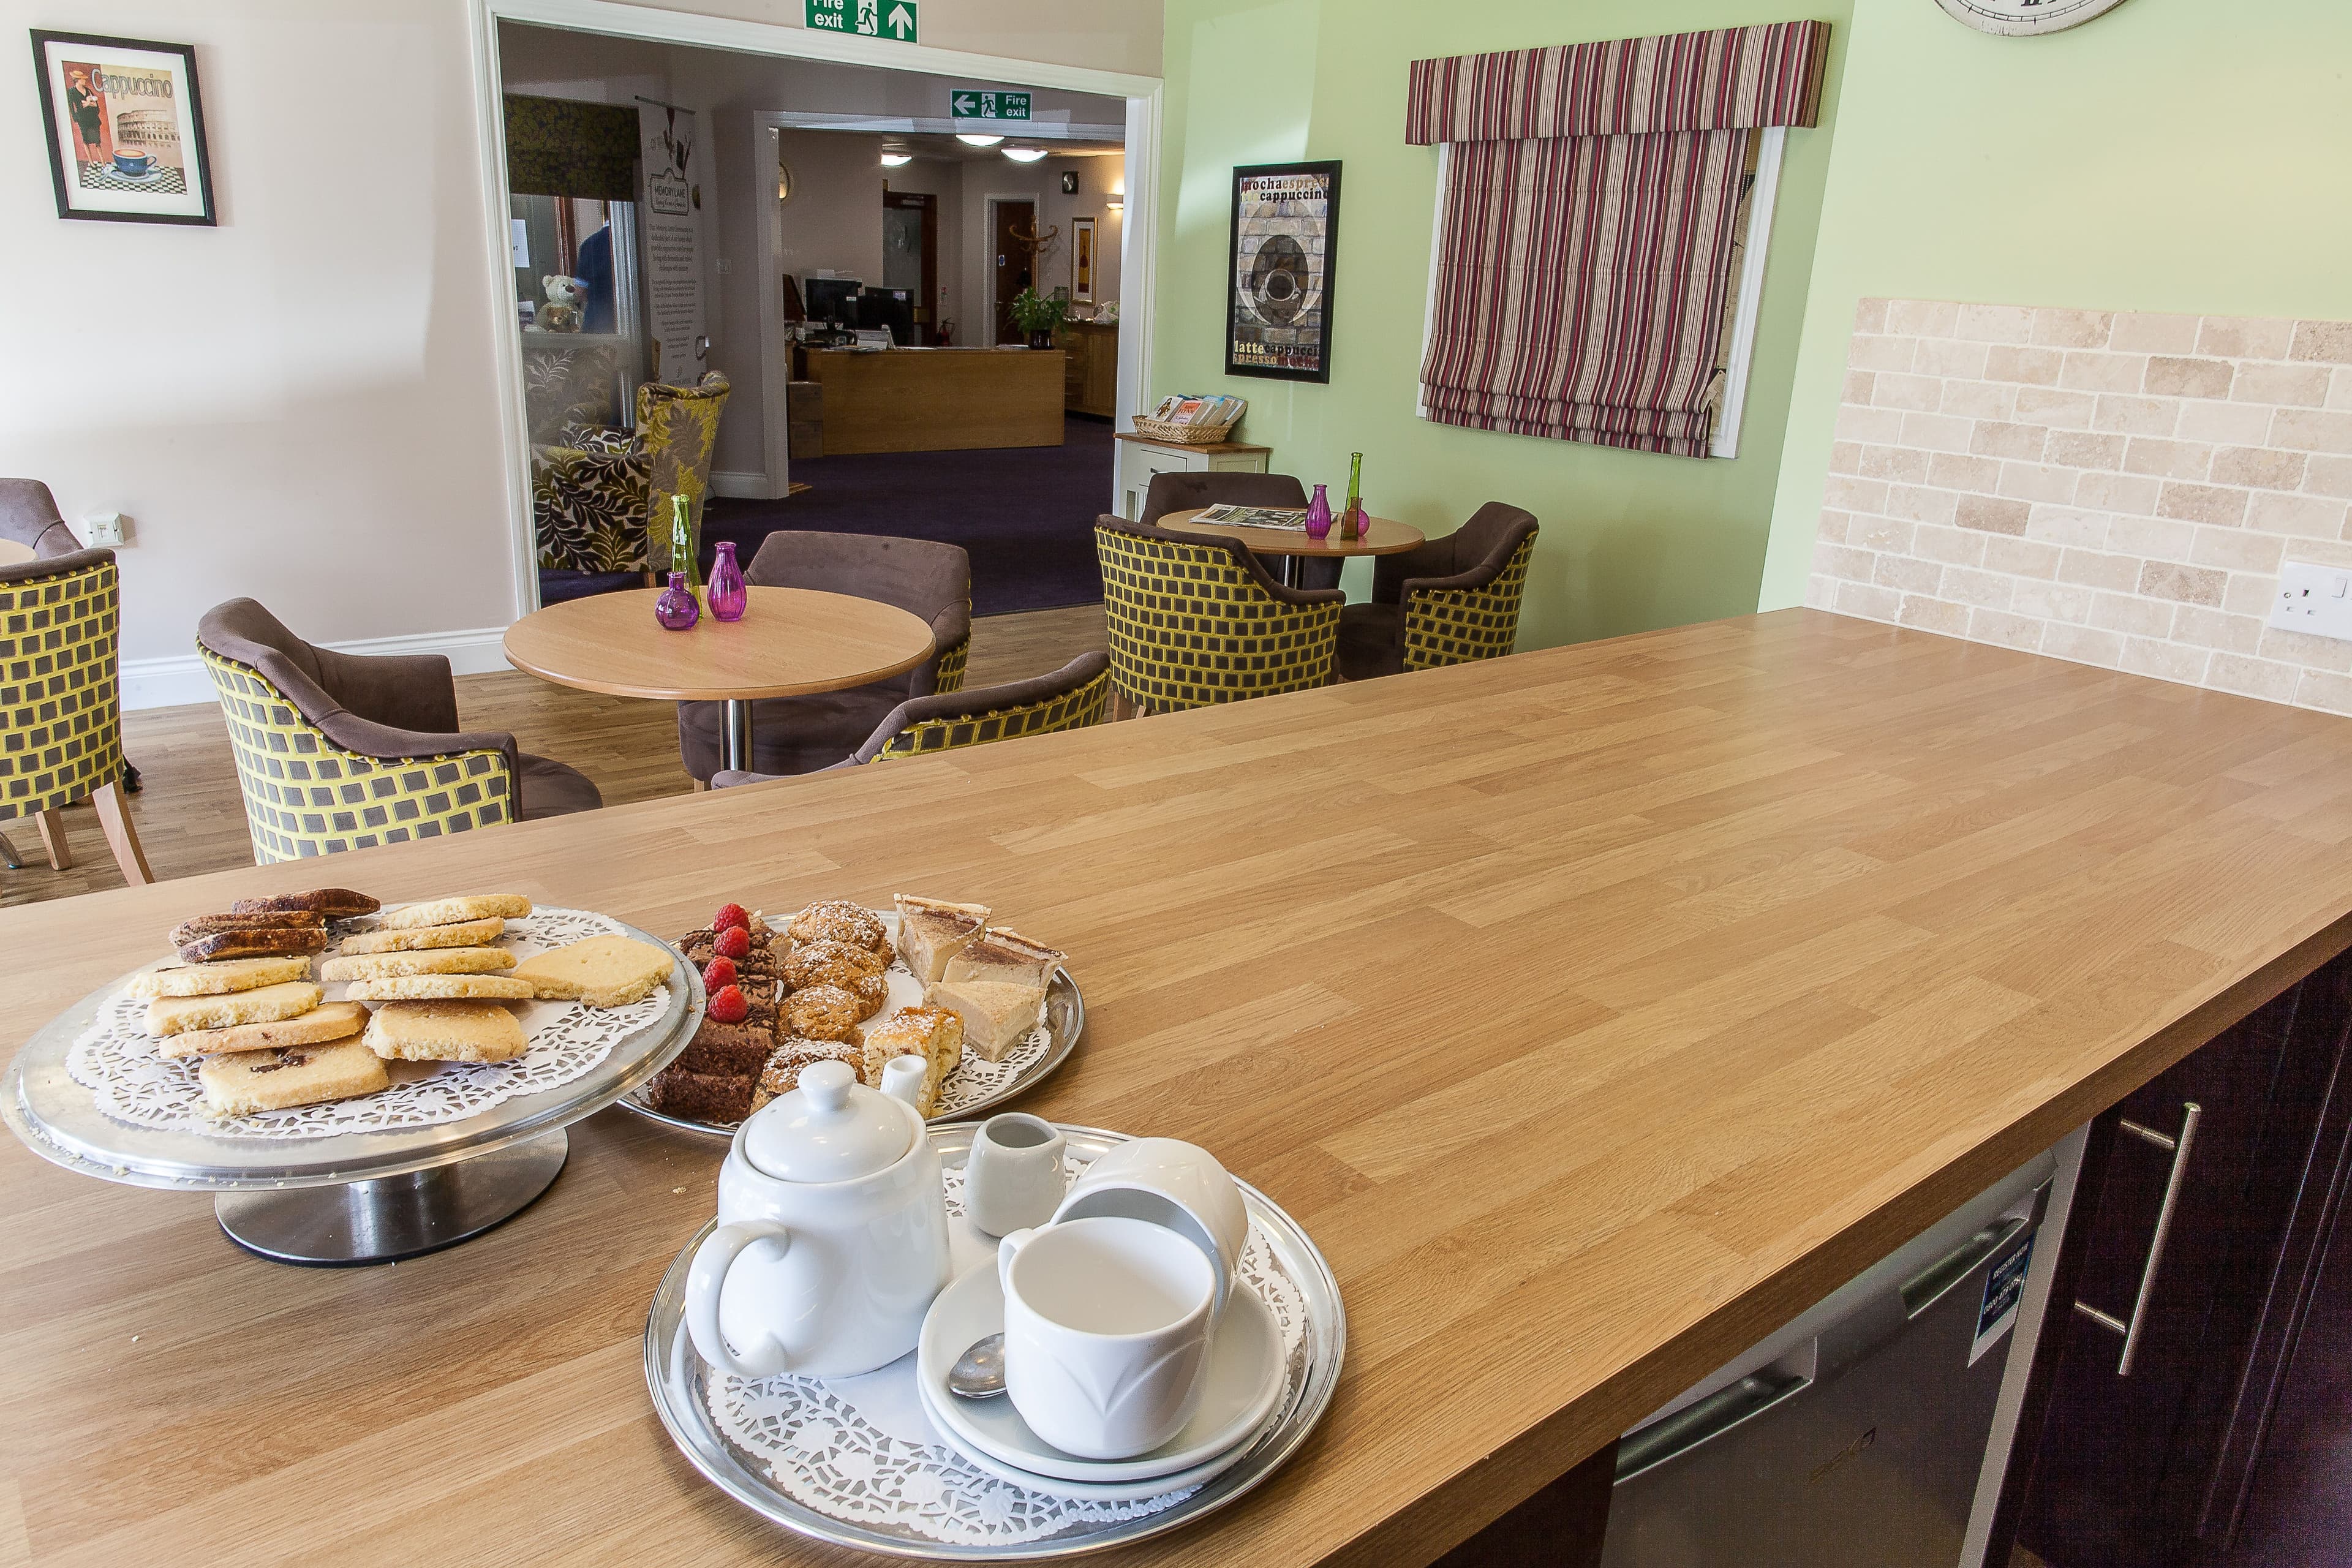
[
  {"x1": 503, "y1": 587, "x2": 935, "y2": 775},
  {"x1": 1158, "y1": 507, "x2": 1424, "y2": 586}
]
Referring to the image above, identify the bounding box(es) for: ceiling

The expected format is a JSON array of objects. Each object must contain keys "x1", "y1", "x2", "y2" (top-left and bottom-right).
[{"x1": 836, "y1": 130, "x2": 1124, "y2": 163}]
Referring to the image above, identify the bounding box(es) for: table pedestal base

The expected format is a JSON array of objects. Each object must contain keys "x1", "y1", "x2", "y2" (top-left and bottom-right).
[
  {"x1": 214, "y1": 1130, "x2": 568, "y2": 1267},
  {"x1": 722, "y1": 698, "x2": 753, "y2": 774}
]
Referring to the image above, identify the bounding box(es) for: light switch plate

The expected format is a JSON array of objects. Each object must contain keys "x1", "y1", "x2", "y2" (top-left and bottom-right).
[{"x1": 2269, "y1": 559, "x2": 2352, "y2": 641}]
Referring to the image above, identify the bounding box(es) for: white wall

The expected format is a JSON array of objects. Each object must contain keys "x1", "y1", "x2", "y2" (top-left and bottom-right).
[
  {"x1": 885, "y1": 156, "x2": 967, "y2": 342},
  {"x1": 0, "y1": 0, "x2": 1157, "y2": 699},
  {"x1": 963, "y1": 153, "x2": 1125, "y2": 341}
]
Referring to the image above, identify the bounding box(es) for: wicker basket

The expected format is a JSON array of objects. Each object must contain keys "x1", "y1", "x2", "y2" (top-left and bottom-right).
[{"x1": 1130, "y1": 413, "x2": 1242, "y2": 446}]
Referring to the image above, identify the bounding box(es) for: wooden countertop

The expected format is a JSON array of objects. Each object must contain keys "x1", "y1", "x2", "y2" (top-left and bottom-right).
[{"x1": 12, "y1": 609, "x2": 2352, "y2": 1566}]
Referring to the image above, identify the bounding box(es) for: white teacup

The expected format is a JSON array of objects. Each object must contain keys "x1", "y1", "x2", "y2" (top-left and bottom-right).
[
  {"x1": 1053, "y1": 1138, "x2": 1249, "y2": 1326},
  {"x1": 963, "y1": 1113, "x2": 1066, "y2": 1237},
  {"x1": 997, "y1": 1216, "x2": 1215, "y2": 1460}
]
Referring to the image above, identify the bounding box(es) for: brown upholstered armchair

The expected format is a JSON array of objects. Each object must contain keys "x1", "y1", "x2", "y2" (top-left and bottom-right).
[
  {"x1": 1, "y1": 480, "x2": 149, "y2": 883},
  {"x1": 676, "y1": 532, "x2": 973, "y2": 782},
  {"x1": 708, "y1": 652, "x2": 1111, "y2": 787},
  {"x1": 197, "y1": 601, "x2": 601, "y2": 863},
  {"x1": 1336, "y1": 503, "x2": 1539, "y2": 681},
  {"x1": 1138, "y1": 470, "x2": 1340, "y2": 590}
]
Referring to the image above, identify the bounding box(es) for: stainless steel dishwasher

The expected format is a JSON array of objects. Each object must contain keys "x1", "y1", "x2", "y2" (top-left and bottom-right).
[{"x1": 1598, "y1": 1153, "x2": 2059, "y2": 1568}]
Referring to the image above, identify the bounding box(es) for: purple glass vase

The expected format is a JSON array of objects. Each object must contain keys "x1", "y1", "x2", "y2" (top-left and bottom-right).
[
  {"x1": 1305, "y1": 483, "x2": 1333, "y2": 541},
  {"x1": 709, "y1": 541, "x2": 747, "y2": 622},
  {"x1": 655, "y1": 570, "x2": 700, "y2": 630}
]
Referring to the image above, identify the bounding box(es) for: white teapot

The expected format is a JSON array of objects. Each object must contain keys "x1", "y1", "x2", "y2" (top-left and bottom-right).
[{"x1": 685, "y1": 1058, "x2": 951, "y2": 1379}]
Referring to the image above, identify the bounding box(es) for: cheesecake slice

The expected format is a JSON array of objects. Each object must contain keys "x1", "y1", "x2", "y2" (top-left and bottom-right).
[
  {"x1": 925, "y1": 979, "x2": 1046, "y2": 1063},
  {"x1": 941, "y1": 928, "x2": 1062, "y2": 990},
  {"x1": 892, "y1": 894, "x2": 992, "y2": 984}
]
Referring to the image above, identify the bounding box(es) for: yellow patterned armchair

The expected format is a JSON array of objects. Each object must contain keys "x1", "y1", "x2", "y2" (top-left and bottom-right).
[
  {"x1": 0, "y1": 515, "x2": 151, "y2": 884},
  {"x1": 197, "y1": 600, "x2": 602, "y2": 863},
  {"x1": 1336, "y1": 504, "x2": 1539, "y2": 680},
  {"x1": 532, "y1": 372, "x2": 731, "y2": 576},
  {"x1": 1093, "y1": 518, "x2": 1343, "y2": 715}
]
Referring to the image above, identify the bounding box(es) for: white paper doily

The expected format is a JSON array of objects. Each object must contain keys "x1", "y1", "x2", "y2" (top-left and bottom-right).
[
  {"x1": 701, "y1": 1158, "x2": 1308, "y2": 1548},
  {"x1": 67, "y1": 906, "x2": 671, "y2": 1139}
]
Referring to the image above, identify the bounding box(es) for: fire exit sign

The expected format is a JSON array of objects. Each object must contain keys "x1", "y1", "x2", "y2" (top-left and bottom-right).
[
  {"x1": 807, "y1": 0, "x2": 918, "y2": 43},
  {"x1": 951, "y1": 90, "x2": 1031, "y2": 121}
]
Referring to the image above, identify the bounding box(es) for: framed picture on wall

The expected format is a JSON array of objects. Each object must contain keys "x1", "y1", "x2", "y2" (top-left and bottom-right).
[
  {"x1": 1225, "y1": 160, "x2": 1340, "y2": 383},
  {"x1": 31, "y1": 31, "x2": 216, "y2": 225},
  {"x1": 1072, "y1": 216, "x2": 1098, "y2": 303}
]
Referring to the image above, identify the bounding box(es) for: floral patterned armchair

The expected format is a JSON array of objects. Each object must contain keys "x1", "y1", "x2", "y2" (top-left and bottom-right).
[{"x1": 532, "y1": 371, "x2": 731, "y2": 575}]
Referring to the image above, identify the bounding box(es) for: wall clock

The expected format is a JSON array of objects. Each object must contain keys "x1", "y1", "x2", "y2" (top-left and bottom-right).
[{"x1": 1934, "y1": 0, "x2": 2131, "y2": 35}]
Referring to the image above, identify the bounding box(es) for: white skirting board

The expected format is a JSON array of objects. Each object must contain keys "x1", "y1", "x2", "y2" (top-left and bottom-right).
[{"x1": 119, "y1": 627, "x2": 514, "y2": 712}]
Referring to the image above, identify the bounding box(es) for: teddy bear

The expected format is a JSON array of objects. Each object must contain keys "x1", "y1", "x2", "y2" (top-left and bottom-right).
[{"x1": 538, "y1": 274, "x2": 584, "y2": 333}]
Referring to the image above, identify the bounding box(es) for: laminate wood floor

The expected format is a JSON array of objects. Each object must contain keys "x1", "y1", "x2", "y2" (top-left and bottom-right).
[{"x1": 0, "y1": 603, "x2": 1104, "y2": 910}]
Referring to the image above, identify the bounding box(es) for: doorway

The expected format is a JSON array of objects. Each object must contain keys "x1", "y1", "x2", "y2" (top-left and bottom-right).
[
  {"x1": 990, "y1": 198, "x2": 1035, "y2": 345},
  {"x1": 881, "y1": 190, "x2": 937, "y2": 345}
]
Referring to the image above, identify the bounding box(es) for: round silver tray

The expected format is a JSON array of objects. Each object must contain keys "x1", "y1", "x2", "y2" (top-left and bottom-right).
[
  {"x1": 615, "y1": 910, "x2": 1082, "y2": 1140},
  {"x1": 2, "y1": 916, "x2": 701, "y2": 1189},
  {"x1": 644, "y1": 1123, "x2": 1345, "y2": 1560},
  {"x1": 1, "y1": 915, "x2": 703, "y2": 1265}
]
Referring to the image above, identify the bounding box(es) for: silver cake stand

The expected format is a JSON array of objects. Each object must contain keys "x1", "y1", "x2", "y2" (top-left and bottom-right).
[{"x1": 1, "y1": 919, "x2": 702, "y2": 1268}]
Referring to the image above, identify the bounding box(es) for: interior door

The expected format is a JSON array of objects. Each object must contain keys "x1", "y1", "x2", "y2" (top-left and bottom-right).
[
  {"x1": 882, "y1": 191, "x2": 935, "y2": 345},
  {"x1": 993, "y1": 198, "x2": 1035, "y2": 344}
]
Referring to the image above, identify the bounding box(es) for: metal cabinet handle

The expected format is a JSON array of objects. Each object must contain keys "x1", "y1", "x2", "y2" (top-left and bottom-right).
[
  {"x1": 2073, "y1": 1101, "x2": 2201, "y2": 1376},
  {"x1": 1614, "y1": 1363, "x2": 1814, "y2": 1484}
]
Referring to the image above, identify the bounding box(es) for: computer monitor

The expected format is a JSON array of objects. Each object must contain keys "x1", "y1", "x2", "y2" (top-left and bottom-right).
[
  {"x1": 857, "y1": 288, "x2": 915, "y2": 345},
  {"x1": 804, "y1": 277, "x2": 862, "y2": 328}
]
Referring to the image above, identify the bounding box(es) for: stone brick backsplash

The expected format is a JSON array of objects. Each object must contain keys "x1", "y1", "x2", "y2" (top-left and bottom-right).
[{"x1": 1806, "y1": 300, "x2": 2352, "y2": 714}]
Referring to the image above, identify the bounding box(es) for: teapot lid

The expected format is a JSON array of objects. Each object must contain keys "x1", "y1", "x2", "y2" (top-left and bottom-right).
[{"x1": 742, "y1": 1060, "x2": 912, "y2": 1183}]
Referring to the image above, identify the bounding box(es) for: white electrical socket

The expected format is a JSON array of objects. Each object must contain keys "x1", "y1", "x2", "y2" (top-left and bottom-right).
[
  {"x1": 2268, "y1": 559, "x2": 2352, "y2": 641},
  {"x1": 80, "y1": 511, "x2": 128, "y2": 547}
]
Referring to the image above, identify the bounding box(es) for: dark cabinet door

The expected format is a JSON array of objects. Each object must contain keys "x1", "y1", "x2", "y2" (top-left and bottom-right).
[{"x1": 2008, "y1": 964, "x2": 2352, "y2": 1567}]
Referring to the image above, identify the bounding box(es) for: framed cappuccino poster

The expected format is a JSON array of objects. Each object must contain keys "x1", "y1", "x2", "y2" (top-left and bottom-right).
[
  {"x1": 31, "y1": 31, "x2": 216, "y2": 225},
  {"x1": 1226, "y1": 160, "x2": 1340, "y2": 383}
]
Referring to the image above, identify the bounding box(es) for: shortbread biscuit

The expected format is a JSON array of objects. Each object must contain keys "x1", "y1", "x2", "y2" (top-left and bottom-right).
[
  {"x1": 200, "y1": 1039, "x2": 389, "y2": 1117},
  {"x1": 336, "y1": 918, "x2": 506, "y2": 954},
  {"x1": 168, "y1": 910, "x2": 324, "y2": 949},
  {"x1": 319, "y1": 947, "x2": 518, "y2": 982},
  {"x1": 126, "y1": 956, "x2": 314, "y2": 1000},
  {"x1": 510, "y1": 935, "x2": 673, "y2": 1008},
  {"x1": 379, "y1": 895, "x2": 533, "y2": 930},
  {"x1": 340, "y1": 974, "x2": 535, "y2": 1001},
  {"x1": 157, "y1": 1001, "x2": 369, "y2": 1060},
  {"x1": 145, "y1": 982, "x2": 322, "y2": 1038},
  {"x1": 231, "y1": 889, "x2": 382, "y2": 919},
  {"x1": 363, "y1": 1000, "x2": 529, "y2": 1063}
]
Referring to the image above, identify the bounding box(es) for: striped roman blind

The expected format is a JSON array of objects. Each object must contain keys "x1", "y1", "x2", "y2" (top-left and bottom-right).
[{"x1": 1407, "y1": 21, "x2": 1830, "y2": 458}]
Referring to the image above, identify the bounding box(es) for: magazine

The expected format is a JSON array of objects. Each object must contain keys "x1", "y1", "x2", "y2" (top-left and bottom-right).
[
  {"x1": 1194, "y1": 503, "x2": 1308, "y2": 530},
  {"x1": 1147, "y1": 393, "x2": 1248, "y2": 428}
]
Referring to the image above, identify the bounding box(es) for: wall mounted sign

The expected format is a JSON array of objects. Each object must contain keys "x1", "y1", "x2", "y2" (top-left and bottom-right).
[
  {"x1": 31, "y1": 31, "x2": 214, "y2": 225},
  {"x1": 639, "y1": 103, "x2": 705, "y2": 383},
  {"x1": 951, "y1": 89, "x2": 1031, "y2": 121},
  {"x1": 1226, "y1": 161, "x2": 1340, "y2": 383},
  {"x1": 1932, "y1": 0, "x2": 2131, "y2": 35},
  {"x1": 807, "y1": 0, "x2": 918, "y2": 43}
]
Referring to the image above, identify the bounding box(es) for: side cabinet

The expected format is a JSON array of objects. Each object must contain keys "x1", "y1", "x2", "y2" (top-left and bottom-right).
[
  {"x1": 1994, "y1": 956, "x2": 2352, "y2": 1567},
  {"x1": 1112, "y1": 435, "x2": 1273, "y2": 520}
]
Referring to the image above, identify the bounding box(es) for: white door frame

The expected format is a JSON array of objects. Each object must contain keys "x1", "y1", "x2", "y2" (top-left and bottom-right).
[{"x1": 465, "y1": 0, "x2": 1163, "y2": 618}]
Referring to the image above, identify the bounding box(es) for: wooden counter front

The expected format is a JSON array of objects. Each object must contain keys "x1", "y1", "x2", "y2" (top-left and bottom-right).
[
  {"x1": 807, "y1": 347, "x2": 1064, "y2": 455},
  {"x1": 11, "y1": 610, "x2": 2352, "y2": 1566}
]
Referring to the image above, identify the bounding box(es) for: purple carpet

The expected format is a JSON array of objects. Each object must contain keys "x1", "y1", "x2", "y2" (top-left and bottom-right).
[{"x1": 701, "y1": 414, "x2": 1114, "y2": 618}]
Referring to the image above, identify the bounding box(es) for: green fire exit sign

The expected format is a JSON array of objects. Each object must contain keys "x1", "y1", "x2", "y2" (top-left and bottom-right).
[
  {"x1": 807, "y1": 0, "x2": 918, "y2": 42},
  {"x1": 951, "y1": 90, "x2": 1031, "y2": 121}
]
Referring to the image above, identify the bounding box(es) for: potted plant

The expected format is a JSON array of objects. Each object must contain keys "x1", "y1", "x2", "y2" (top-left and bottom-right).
[{"x1": 1010, "y1": 287, "x2": 1069, "y2": 350}]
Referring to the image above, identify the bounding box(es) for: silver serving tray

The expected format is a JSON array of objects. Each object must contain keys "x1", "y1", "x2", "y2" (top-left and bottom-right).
[
  {"x1": 1, "y1": 916, "x2": 703, "y2": 1191},
  {"x1": 614, "y1": 911, "x2": 1083, "y2": 1139},
  {"x1": 643, "y1": 1123, "x2": 1346, "y2": 1561}
]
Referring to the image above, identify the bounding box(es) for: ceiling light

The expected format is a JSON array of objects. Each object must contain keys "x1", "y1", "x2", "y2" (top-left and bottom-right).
[
  {"x1": 880, "y1": 152, "x2": 912, "y2": 167},
  {"x1": 956, "y1": 133, "x2": 1004, "y2": 148},
  {"x1": 1002, "y1": 147, "x2": 1048, "y2": 164}
]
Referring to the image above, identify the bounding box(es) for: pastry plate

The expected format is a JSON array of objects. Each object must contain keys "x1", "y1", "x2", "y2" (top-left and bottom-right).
[
  {"x1": 643, "y1": 1123, "x2": 1344, "y2": 1560},
  {"x1": 616, "y1": 910, "x2": 1082, "y2": 1137},
  {"x1": 1, "y1": 913, "x2": 702, "y2": 1191}
]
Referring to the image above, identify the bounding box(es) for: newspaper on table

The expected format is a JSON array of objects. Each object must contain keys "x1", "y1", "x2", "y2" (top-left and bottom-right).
[{"x1": 1194, "y1": 503, "x2": 1309, "y2": 530}]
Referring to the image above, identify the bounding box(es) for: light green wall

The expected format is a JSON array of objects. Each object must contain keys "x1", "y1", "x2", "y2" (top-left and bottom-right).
[
  {"x1": 1154, "y1": 0, "x2": 1853, "y2": 649},
  {"x1": 1760, "y1": 0, "x2": 2352, "y2": 609}
]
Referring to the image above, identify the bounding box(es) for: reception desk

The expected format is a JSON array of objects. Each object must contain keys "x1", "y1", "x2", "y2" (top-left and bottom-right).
[{"x1": 806, "y1": 347, "x2": 1065, "y2": 456}]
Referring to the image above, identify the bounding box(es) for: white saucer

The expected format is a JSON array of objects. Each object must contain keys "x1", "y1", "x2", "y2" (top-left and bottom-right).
[
  {"x1": 915, "y1": 1376, "x2": 1256, "y2": 1502},
  {"x1": 916, "y1": 1255, "x2": 1287, "y2": 1484}
]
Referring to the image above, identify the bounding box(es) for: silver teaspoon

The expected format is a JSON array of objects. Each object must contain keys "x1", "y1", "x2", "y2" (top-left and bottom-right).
[{"x1": 946, "y1": 1333, "x2": 1008, "y2": 1399}]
